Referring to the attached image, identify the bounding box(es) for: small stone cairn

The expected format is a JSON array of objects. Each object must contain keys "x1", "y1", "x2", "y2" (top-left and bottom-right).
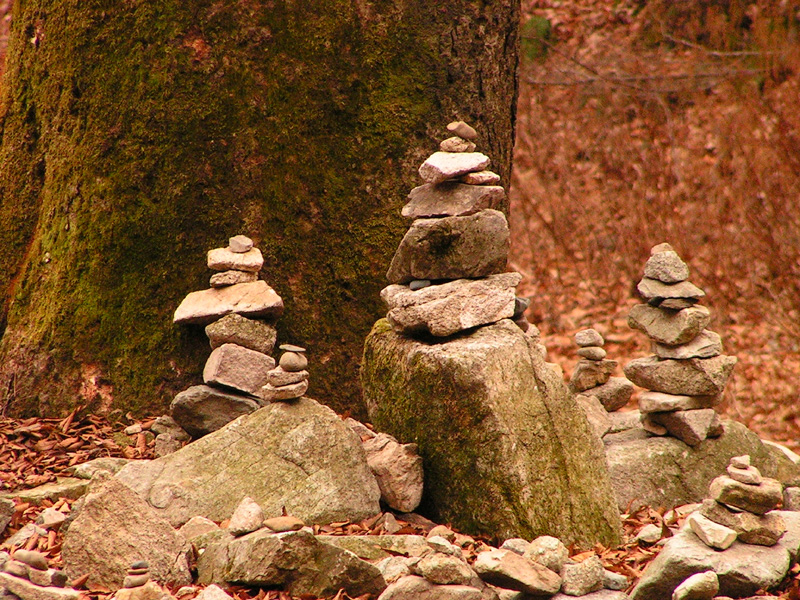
[
  {"x1": 381, "y1": 121, "x2": 533, "y2": 339},
  {"x1": 172, "y1": 235, "x2": 289, "y2": 438},
  {"x1": 623, "y1": 243, "x2": 737, "y2": 446},
  {"x1": 570, "y1": 328, "x2": 633, "y2": 411},
  {"x1": 686, "y1": 454, "x2": 786, "y2": 550},
  {"x1": 0, "y1": 549, "x2": 75, "y2": 600}
]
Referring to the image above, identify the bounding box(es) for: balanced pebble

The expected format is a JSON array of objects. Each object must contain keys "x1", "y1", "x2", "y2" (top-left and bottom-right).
[{"x1": 280, "y1": 352, "x2": 308, "y2": 372}]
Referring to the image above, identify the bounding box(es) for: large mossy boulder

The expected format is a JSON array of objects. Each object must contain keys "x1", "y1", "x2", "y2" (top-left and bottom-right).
[{"x1": 361, "y1": 318, "x2": 622, "y2": 547}]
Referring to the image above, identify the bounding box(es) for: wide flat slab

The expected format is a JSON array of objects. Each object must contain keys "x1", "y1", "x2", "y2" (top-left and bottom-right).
[{"x1": 173, "y1": 280, "x2": 283, "y2": 325}]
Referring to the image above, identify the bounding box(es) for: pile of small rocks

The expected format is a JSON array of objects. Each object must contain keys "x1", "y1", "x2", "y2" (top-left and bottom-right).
[
  {"x1": 171, "y1": 235, "x2": 294, "y2": 438},
  {"x1": 0, "y1": 550, "x2": 75, "y2": 600},
  {"x1": 261, "y1": 344, "x2": 309, "y2": 402},
  {"x1": 686, "y1": 454, "x2": 786, "y2": 550},
  {"x1": 624, "y1": 243, "x2": 737, "y2": 446},
  {"x1": 570, "y1": 329, "x2": 634, "y2": 437},
  {"x1": 380, "y1": 121, "x2": 533, "y2": 340}
]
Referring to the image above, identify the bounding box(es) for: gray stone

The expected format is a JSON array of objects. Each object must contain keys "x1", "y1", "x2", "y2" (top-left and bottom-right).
[
  {"x1": 178, "y1": 516, "x2": 219, "y2": 540},
  {"x1": 730, "y1": 454, "x2": 750, "y2": 468},
  {"x1": 727, "y1": 464, "x2": 762, "y2": 485},
  {"x1": 13, "y1": 550, "x2": 47, "y2": 571},
  {"x1": 377, "y1": 575, "x2": 483, "y2": 600},
  {"x1": 114, "y1": 580, "x2": 164, "y2": 600},
  {"x1": 603, "y1": 570, "x2": 628, "y2": 591},
  {"x1": 34, "y1": 508, "x2": 65, "y2": 530},
  {"x1": 561, "y1": 555, "x2": 604, "y2": 596},
  {"x1": 603, "y1": 419, "x2": 800, "y2": 512},
  {"x1": 205, "y1": 313, "x2": 277, "y2": 355},
  {"x1": 204, "y1": 343, "x2": 275, "y2": 394},
  {"x1": 607, "y1": 409, "x2": 642, "y2": 433},
  {"x1": 630, "y1": 526, "x2": 794, "y2": 600},
  {"x1": 576, "y1": 394, "x2": 612, "y2": 439},
  {"x1": 654, "y1": 330, "x2": 722, "y2": 359},
  {"x1": 1, "y1": 479, "x2": 88, "y2": 506},
  {"x1": 381, "y1": 273, "x2": 521, "y2": 337},
  {"x1": 499, "y1": 539, "x2": 530, "y2": 556},
  {"x1": 686, "y1": 512, "x2": 737, "y2": 550},
  {"x1": 636, "y1": 524, "x2": 663, "y2": 544},
  {"x1": 116, "y1": 398, "x2": 381, "y2": 527},
  {"x1": 150, "y1": 416, "x2": 190, "y2": 441},
  {"x1": 699, "y1": 499, "x2": 785, "y2": 546},
  {"x1": 473, "y1": 549, "x2": 561, "y2": 596},
  {"x1": 578, "y1": 347, "x2": 607, "y2": 360},
  {"x1": 586, "y1": 377, "x2": 634, "y2": 412},
  {"x1": 207, "y1": 247, "x2": 263, "y2": 272},
  {"x1": 672, "y1": 571, "x2": 718, "y2": 600},
  {"x1": 649, "y1": 409, "x2": 723, "y2": 447},
  {"x1": 154, "y1": 433, "x2": 181, "y2": 457},
  {"x1": 61, "y1": 476, "x2": 191, "y2": 590},
  {"x1": 403, "y1": 183, "x2": 505, "y2": 220},
  {"x1": 651, "y1": 242, "x2": 675, "y2": 254},
  {"x1": 265, "y1": 367, "x2": 308, "y2": 386},
  {"x1": 363, "y1": 319, "x2": 622, "y2": 547},
  {"x1": 279, "y1": 351, "x2": 307, "y2": 372},
  {"x1": 173, "y1": 280, "x2": 284, "y2": 325},
  {"x1": 447, "y1": 121, "x2": 478, "y2": 141},
  {"x1": 708, "y1": 475, "x2": 783, "y2": 514},
  {"x1": 410, "y1": 279, "x2": 431, "y2": 290},
  {"x1": 660, "y1": 298, "x2": 697, "y2": 310},
  {"x1": 623, "y1": 355, "x2": 737, "y2": 396},
  {"x1": 554, "y1": 592, "x2": 628, "y2": 600},
  {"x1": 228, "y1": 235, "x2": 253, "y2": 253},
  {"x1": 0, "y1": 572, "x2": 79, "y2": 600},
  {"x1": 763, "y1": 440, "x2": 800, "y2": 465},
  {"x1": 259, "y1": 379, "x2": 308, "y2": 402},
  {"x1": 462, "y1": 171, "x2": 500, "y2": 185},
  {"x1": 419, "y1": 152, "x2": 491, "y2": 184},
  {"x1": 440, "y1": 137, "x2": 477, "y2": 152},
  {"x1": 386, "y1": 210, "x2": 509, "y2": 284},
  {"x1": 2, "y1": 524, "x2": 46, "y2": 549},
  {"x1": 0, "y1": 499, "x2": 14, "y2": 536},
  {"x1": 575, "y1": 329, "x2": 604, "y2": 347},
  {"x1": 317, "y1": 535, "x2": 431, "y2": 562},
  {"x1": 643, "y1": 251, "x2": 690, "y2": 284},
  {"x1": 637, "y1": 279, "x2": 705, "y2": 304},
  {"x1": 569, "y1": 359, "x2": 617, "y2": 393},
  {"x1": 170, "y1": 385, "x2": 261, "y2": 439},
  {"x1": 522, "y1": 536, "x2": 568, "y2": 574},
  {"x1": 628, "y1": 304, "x2": 710, "y2": 346},
  {"x1": 227, "y1": 497, "x2": 264, "y2": 536},
  {"x1": 263, "y1": 515, "x2": 304, "y2": 532},
  {"x1": 197, "y1": 528, "x2": 386, "y2": 598},
  {"x1": 414, "y1": 553, "x2": 474, "y2": 585},
  {"x1": 209, "y1": 270, "x2": 257, "y2": 288},
  {"x1": 5, "y1": 558, "x2": 29, "y2": 578},
  {"x1": 376, "y1": 557, "x2": 412, "y2": 584},
  {"x1": 427, "y1": 536, "x2": 462, "y2": 557},
  {"x1": 363, "y1": 434, "x2": 424, "y2": 513},
  {"x1": 639, "y1": 391, "x2": 721, "y2": 414},
  {"x1": 784, "y1": 486, "x2": 800, "y2": 511}
]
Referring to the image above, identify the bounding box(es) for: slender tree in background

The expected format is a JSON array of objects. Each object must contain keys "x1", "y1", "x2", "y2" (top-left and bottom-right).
[{"x1": 0, "y1": 0, "x2": 519, "y2": 417}]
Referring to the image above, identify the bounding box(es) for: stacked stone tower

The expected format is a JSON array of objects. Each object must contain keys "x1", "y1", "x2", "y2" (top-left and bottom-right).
[
  {"x1": 381, "y1": 121, "x2": 526, "y2": 338},
  {"x1": 624, "y1": 243, "x2": 737, "y2": 446}
]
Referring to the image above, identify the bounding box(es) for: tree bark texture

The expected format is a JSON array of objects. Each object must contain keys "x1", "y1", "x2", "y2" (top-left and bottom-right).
[{"x1": 0, "y1": 0, "x2": 519, "y2": 417}]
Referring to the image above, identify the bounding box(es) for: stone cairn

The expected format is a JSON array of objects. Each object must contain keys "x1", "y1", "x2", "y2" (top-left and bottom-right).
[
  {"x1": 623, "y1": 243, "x2": 737, "y2": 446},
  {"x1": 0, "y1": 549, "x2": 74, "y2": 600},
  {"x1": 381, "y1": 121, "x2": 534, "y2": 340},
  {"x1": 570, "y1": 328, "x2": 633, "y2": 410},
  {"x1": 172, "y1": 235, "x2": 299, "y2": 439},
  {"x1": 686, "y1": 454, "x2": 786, "y2": 550}
]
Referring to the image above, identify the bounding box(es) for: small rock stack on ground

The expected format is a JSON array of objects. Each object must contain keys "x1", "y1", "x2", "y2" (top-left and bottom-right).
[
  {"x1": 380, "y1": 121, "x2": 528, "y2": 338},
  {"x1": 686, "y1": 454, "x2": 786, "y2": 550},
  {"x1": 570, "y1": 329, "x2": 634, "y2": 438},
  {"x1": 261, "y1": 345, "x2": 309, "y2": 402},
  {"x1": 0, "y1": 549, "x2": 76, "y2": 600},
  {"x1": 624, "y1": 243, "x2": 737, "y2": 446},
  {"x1": 172, "y1": 235, "x2": 285, "y2": 438}
]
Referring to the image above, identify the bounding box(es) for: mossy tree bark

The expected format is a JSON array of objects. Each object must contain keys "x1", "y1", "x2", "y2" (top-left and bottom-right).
[{"x1": 0, "y1": 0, "x2": 519, "y2": 417}]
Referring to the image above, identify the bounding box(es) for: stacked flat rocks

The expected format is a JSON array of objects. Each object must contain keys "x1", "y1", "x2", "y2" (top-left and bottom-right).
[
  {"x1": 624, "y1": 243, "x2": 737, "y2": 446},
  {"x1": 172, "y1": 235, "x2": 285, "y2": 438},
  {"x1": 381, "y1": 121, "x2": 524, "y2": 338},
  {"x1": 0, "y1": 549, "x2": 75, "y2": 600},
  {"x1": 687, "y1": 454, "x2": 786, "y2": 550},
  {"x1": 571, "y1": 329, "x2": 633, "y2": 413},
  {"x1": 261, "y1": 345, "x2": 309, "y2": 402}
]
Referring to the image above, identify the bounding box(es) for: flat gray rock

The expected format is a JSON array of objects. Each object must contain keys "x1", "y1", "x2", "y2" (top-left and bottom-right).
[
  {"x1": 700, "y1": 499, "x2": 786, "y2": 546},
  {"x1": 378, "y1": 575, "x2": 484, "y2": 600},
  {"x1": 623, "y1": 355, "x2": 737, "y2": 396},
  {"x1": 209, "y1": 270, "x2": 257, "y2": 288},
  {"x1": 585, "y1": 377, "x2": 634, "y2": 412},
  {"x1": 639, "y1": 391, "x2": 720, "y2": 414},
  {"x1": 649, "y1": 409, "x2": 723, "y2": 447},
  {"x1": 386, "y1": 210, "x2": 509, "y2": 284},
  {"x1": 381, "y1": 273, "x2": 521, "y2": 337},
  {"x1": 708, "y1": 474, "x2": 782, "y2": 514},
  {"x1": 207, "y1": 247, "x2": 263, "y2": 272},
  {"x1": 643, "y1": 251, "x2": 689, "y2": 284},
  {"x1": 205, "y1": 314, "x2": 277, "y2": 355},
  {"x1": 473, "y1": 549, "x2": 561, "y2": 596},
  {"x1": 403, "y1": 183, "x2": 505, "y2": 219},
  {"x1": 0, "y1": 572, "x2": 80, "y2": 600},
  {"x1": 654, "y1": 330, "x2": 722, "y2": 359},
  {"x1": 117, "y1": 398, "x2": 381, "y2": 527},
  {"x1": 203, "y1": 343, "x2": 275, "y2": 395},
  {"x1": 637, "y1": 278, "x2": 705, "y2": 304},
  {"x1": 418, "y1": 152, "x2": 490, "y2": 184},
  {"x1": 228, "y1": 235, "x2": 253, "y2": 253},
  {"x1": 173, "y1": 280, "x2": 284, "y2": 325},
  {"x1": 171, "y1": 384, "x2": 260, "y2": 438},
  {"x1": 628, "y1": 304, "x2": 710, "y2": 346}
]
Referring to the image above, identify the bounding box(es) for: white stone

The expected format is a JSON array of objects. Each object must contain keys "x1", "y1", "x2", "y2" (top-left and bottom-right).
[
  {"x1": 228, "y1": 496, "x2": 264, "y2": 536},
  {"x1": 687, "y1": 512, "x2": 737, "y2": 550},
  {"x1": 418, "y1": 152, "x2": 491, "y2": 184},
  {"x1": 173, "y1": 280, "x2": 284, "y2": 325},
  {"x1": 672, "y1": 571, "x2": 718, "y2": 600},
  {"x1": 207, "y1": 247, "x2": 263, "y2": 272}
]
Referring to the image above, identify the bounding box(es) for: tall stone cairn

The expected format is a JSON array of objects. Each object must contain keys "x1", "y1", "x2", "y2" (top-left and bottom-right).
[
  {"x1": 381, "y1": 121, "x2": 531, "y2": 339},
  {"x1": 172, "y1": 235, "x2": 291, "y2": 438},
  {"x1": 624, "y1": 243, "x2": 737, "y2": 446}
]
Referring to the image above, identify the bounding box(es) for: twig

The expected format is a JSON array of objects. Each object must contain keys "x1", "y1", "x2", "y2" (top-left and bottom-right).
[{"x1": 661, "y1": 32, "x2": 773, "y2": 58}]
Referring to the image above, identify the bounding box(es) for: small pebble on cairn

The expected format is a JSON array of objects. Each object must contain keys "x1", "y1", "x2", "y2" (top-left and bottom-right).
[
  {"x1": 261, "y1": 345, "x2": 309, "y2": 402},
  {"x1": 624, "y1": 243, "x2": 737, "y2": 446}
]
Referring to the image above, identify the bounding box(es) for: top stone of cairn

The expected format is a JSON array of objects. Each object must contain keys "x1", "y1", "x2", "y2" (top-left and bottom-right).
[
  {"x1": 446, "y1": 120, "x2": 478, "y2": 141},
  {"x1": 228, "y1": 235, "x2": 254, "y2": 253},
  {"x1": 643, "y1": 243, "x2": 690, "y2": 284}
]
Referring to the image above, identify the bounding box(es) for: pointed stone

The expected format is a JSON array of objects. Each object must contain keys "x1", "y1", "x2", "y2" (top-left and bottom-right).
[
  {"x1": 418, "y1": 152, "x2": 490, "y2": 184},
  {"x1": 637, "y1": 278, "x2": 705, "y2": 304},
  {"x1": 623, "y1": 355, "x2": 737, "y2": 396},
  {"x1": 628, "y1": 304, "x2": 710, "y2": 346},
  {"x1": 654, "y1": 330, "x2": 722, "y2": 359},
  {"x1": 686, "y1": 512, "x2": 737, "y2": 550},
  {"x1": 644, "y1": 251, "x2": 689, "y2": 284},
  {"x1": 386, "y1": 210, "x2": 509, "y2": 284},
  {"x1": 639, "y1": 391, "x2": 721, "y2": 414},
  {"x1": 649, "y1": 409, "x2": 723, "y2": 446},
  {"x1": 403, "y1": 183, "x2": 505, "y2": 219},
  {"x1": 228, "y1": 497, "x2": 264, "y2": 536},
  {"x1": 708, "y1": 475, "x2": 783, "y2": 514}
]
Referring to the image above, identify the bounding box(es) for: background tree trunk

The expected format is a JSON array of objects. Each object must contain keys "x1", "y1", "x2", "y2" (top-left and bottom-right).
[{"x1": 0, "y1": 0, "x2": 519, "y2": 417}]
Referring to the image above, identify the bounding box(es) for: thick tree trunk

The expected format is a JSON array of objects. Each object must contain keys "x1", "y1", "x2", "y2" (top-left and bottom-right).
[{"x1": 0, "y1": 0, "x2": 519, "y2": 417}]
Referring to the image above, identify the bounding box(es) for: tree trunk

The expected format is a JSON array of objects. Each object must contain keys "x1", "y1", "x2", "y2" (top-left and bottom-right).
[{"x1": 0, "y1": 0, "x2": 519, "y2": 417}]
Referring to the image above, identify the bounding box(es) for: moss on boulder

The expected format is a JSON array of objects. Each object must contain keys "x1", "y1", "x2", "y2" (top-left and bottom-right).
[{"x1": 361, "y1": 318, "x2": 622, "y2": 547}]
